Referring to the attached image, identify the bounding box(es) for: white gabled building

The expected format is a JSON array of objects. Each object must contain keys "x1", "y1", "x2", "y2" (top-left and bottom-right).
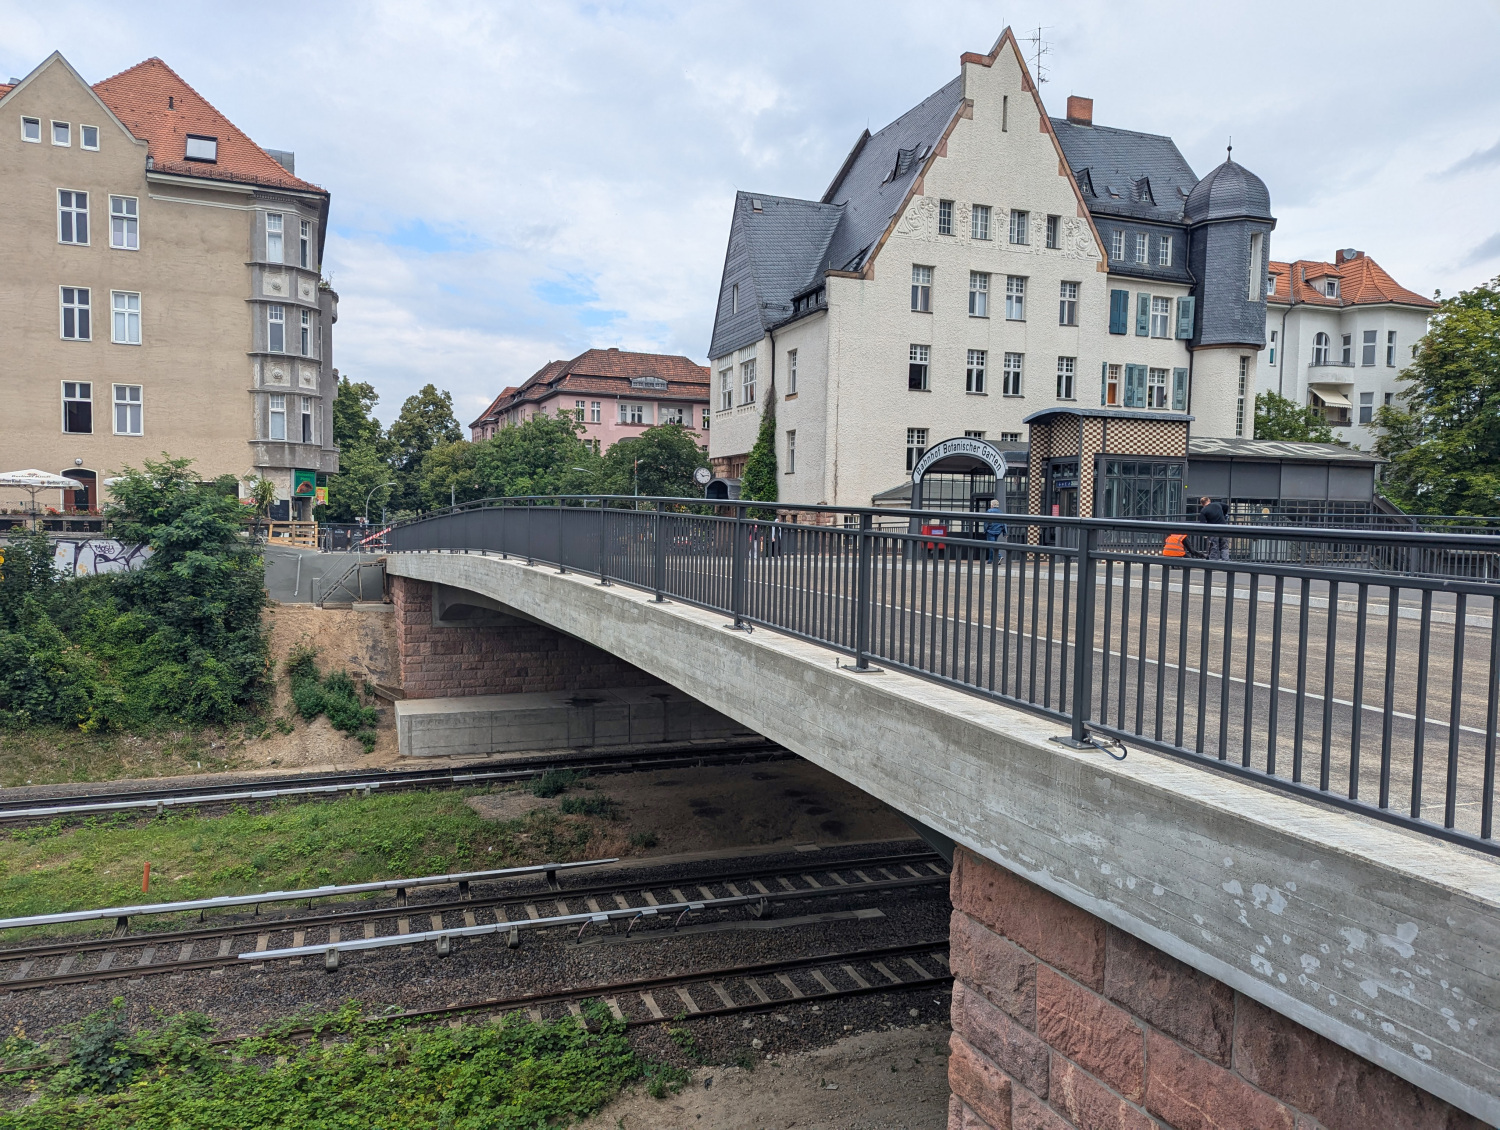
[{"x1": 706, "y1": 28, "x2": 1277, "y2": 513}]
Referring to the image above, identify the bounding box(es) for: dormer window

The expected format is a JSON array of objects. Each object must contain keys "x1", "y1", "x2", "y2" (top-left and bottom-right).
[
  {"x1": 1266, "y1": 275, "x2": 1277, "y2": 296},
  {"x1": 184, "y1": 134, "x2": 218, "y2": 162},
  {"x1": 1324, "y1": 279, "x2": 1340, "y2": 299}
]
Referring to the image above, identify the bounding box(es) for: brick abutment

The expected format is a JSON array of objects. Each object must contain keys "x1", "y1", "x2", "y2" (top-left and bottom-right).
[{"x1": 946, "y1": 847, "x2": 1484, "y2": 1130}]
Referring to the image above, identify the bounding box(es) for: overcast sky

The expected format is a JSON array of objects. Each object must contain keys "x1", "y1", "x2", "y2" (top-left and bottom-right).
[{"x1": 6, "y1": 1, "x2": 1498, "y2": 426}]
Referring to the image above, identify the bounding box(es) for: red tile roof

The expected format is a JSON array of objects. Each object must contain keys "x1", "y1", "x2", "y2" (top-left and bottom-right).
[
  {"x1": 0, "y1": 84, "x2": 13, "y2": 98},
  {"x1": 1267, "y1": 252, "x2": 1434, "y2": 309},
  {"x1": 92, "y1": 58, "x2": 322, "y2": 194},
  {"x1": 471, "y1": 349, "x2": 709, "y2": 429}
]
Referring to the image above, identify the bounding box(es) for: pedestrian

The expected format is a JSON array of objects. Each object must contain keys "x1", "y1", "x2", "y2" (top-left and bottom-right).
[
  {"x1": 984, "y1": 501, "x2": 1007, "y2": 560},
  {"x1": 1198, "y1": 495, "x2": 1229, "y2": 561}
]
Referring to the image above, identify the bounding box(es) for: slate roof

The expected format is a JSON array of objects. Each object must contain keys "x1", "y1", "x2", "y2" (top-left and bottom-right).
[
  {"x1": 471, "y1": 349, "x2": 709, "y2": 430},
  {"x1": 1183, "y1": 158, "x2": 1271, "y2": 224},
  {"x1": 1266, "y1": 254, "x2": 1436, "y2": 309},
  {"x1": 1049, "y1": 119, "x2": 1198, "y2": 223}
]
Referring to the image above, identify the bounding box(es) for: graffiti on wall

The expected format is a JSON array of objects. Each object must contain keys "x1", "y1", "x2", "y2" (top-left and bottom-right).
[{"x1": 51, "y1": 539, "x2": 152, "y2": 576}]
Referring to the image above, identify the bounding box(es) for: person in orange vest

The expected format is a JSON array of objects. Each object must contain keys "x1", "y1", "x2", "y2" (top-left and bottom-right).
[{"x1": 1162, "y1": 532, "x2": 1204, "y2": 558}]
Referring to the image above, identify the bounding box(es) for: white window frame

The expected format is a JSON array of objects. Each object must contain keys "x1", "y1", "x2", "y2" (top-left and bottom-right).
[
  {"x1": 1105, "y1": 364, "x2": 1121, "y2": 406},
  {"x1": 1266, "y1": 274, "x2": 1277, "y2": 296},
  {"x1": 663, "y1": 405, "x2": 687, "y2": 425},
  {"x1": 1045, "y1": 214, "x2": 1059, "y2": 249},
  {"x1": 62, "y1": 381, "x2": 93, "y2": 434},
  {"x1": 1134, "y1": 232, "x2": 1147, "y2": 263},
  {"x1": 1002, "y1": 352, "x2": 1024, "y2": 397},
  {"x1": 80, "y1": 124, "x2": 99, "y2": 151},
  {"x1": 787, "y1": 348, "x2": 798, "y2": 394},
  {"x1": 21, "y1": 116, "x2": 41, "y2": 142},
  {"x1": 113, "y1": 384, "x2": 143, "y2": 436},
  {"x1": 719, "y1": 367, "x2": 733, "y2": 411},
  {"x1": 968, "y1": 271, "x2": 989, "y2": 317},
  {"x1": 1149, "y1": 296, "x2": 1171, "y2": 338},
  {"x1": 1000, "y1": 432, "x2": 1022, "y2": 444},
  {"x1": 111, "y1": 291, "x2": 141, "y2": 345},
  {"x1": 1056, "y1": 356, "x2": 1076, "y2": 400},
  {"x1": 1361, "y1": 329, "x2": 1377, "y2": 367},
  {"x1": 966, "y1": 349, "x2": 987, "y2": 394},
  {"x1": 1110, "y1": 230, "x2": 1124, "y2": 260},
  {"x1": 1235, "y1": 360, "x2": 1248, "y2": 436},
  {"x1": 1147, "y1": 367, "x2": 1169, "y2": 409},
  {"x1": 906, "y1": 427, "x2": 928, "y2": 472},
  {"x1": 60, "y1": 286, "x2": 91, "y2": 340},
  {"x1": 1325, "y1": 279, "x2": 1340, "y2": 299},
  {"x1": 268, "y1": 305, "x2": 285, "y2": 353},
  {"x1": 740, "y1": 358, "x2": 757, "y2": 404},
  {"x1": 1341, "y1": 333, "x2": 1353, "y2": 365},
  {"x1": 1058, "y1": 281, "x2": 1078, "y2": 326},
  {"x1": 1005, "y1": 276, "x2": 1026, "y2": 321},
  {"x1": 51, "y1": 120, "x2": 70, "y2": 146},
  {"x1": 911, "y1": 264, "x2": 932, "y2": 312},
  {"x1": 1268, "y1": 330, "x2": 1277, "y2": 366},
  {"x1": 301, "y1": 396, "x2": 315, "y2": 444},
  {"x1": 1247, "y1": 233, "x2": 1264, "y2": 300},
  {"x1": 299, "y1": 219, "x2": 311, "y2": 269},
  {"x1": 300, "y1": 309, "x2": 312, "y2": 356},
  {"x1": 269, "y1": 393, "x2": 286, "y2": 441},
  {"x1": 971, "y1": 204, "x2": 991, "y2": 241},
  {"x1": 965, "y1": 430, "x2": 986, "y2": 439},
  {"x1": 938, "y1": 200, "x2": 954, "y2": 236},
  {"x1": 785, "y1": 430, "x2": 796, "y2": 474},
  {"x1": 574, "y1": 399, "x2": 587, "y2": 421},
  {"x1": 265, "y1": 213, "x2": 284, "y2": 263},
  {"x1": 619, "y1": 401, "x2": 646, "y2": 425},
  {"x1": 109, "y1": 195, "x2": 139, "y2": 250},
  {"x1": 590, "y1": 401, "x2": 602, "y2": 423},
  {"x1": 1387, "y1": 331, "x2": 1397, "y2": 367},
  {"x1": 58, "y1": 189, "x2": 89, "y2": 245},
  {"x1": 1008, "y1": 209, "x2": 1029, "y2": 245},
  {"x1": 908, "y1": 343, "x2": 930, "y2": 391},
  {"x1": 1157, "y1": 235, "x2": 1172, "y2": 266}
]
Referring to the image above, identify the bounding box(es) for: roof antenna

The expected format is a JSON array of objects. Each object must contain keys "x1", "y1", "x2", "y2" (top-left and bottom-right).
[{"x1": 1025, "y1": 26, "x2": 1051, "y2": 84}]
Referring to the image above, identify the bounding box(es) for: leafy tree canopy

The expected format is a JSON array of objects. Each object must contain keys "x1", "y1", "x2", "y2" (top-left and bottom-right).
[
  {"x1": 331, "y1": 375, "x2": 384, "y2": 453},
  {"x1": 1253, "y1": 391, "x2": 1339, "y2": 444},
  {"x1": 599, "y1": 424, "x2": 709, "y2": 499},
  {"x1": 389, "y1": 384, "x2": 462, "y2": 475},
  {"x1": 474, "y1": 412, "x2": 602, "y2": 499},
  {"x1": 1374, "y1": 275, "x2": 1500, "y2": 515},
  {"x1": 740, "y1": 393, "x2": 778, "y2": 515},
  {"x1": 419, "y1": 439, "x2": 486, "y2": 510}
]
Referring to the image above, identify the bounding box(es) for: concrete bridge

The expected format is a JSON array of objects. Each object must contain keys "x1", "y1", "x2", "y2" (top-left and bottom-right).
[{"x1": 382, "y1": 501, "x2": 1499, "y2": 1129}]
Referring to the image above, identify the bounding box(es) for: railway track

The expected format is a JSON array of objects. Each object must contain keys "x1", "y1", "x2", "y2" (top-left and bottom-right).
[
  {"x1": 0, "y1": 739, "x2": 792, "y2": 825},
  {"x1": 0, "y1": 848, "x2": 948, "y2": 993}
]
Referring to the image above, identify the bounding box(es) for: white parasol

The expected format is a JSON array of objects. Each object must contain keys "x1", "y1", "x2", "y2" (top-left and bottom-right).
[{"x1": 0, "y1": 469, "x2": 81, "y2": 529}]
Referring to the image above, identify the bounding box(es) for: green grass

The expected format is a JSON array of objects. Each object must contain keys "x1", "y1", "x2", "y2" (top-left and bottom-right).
[
  {"x1": 0, "y1": 998, "x2": 672, "y2": 1129},
  {"x1": 0, "y1": 726, "x2": 244, "y2": 788},
  {"x1": 0, "y1": 789, "x2": 613, "y2": 927}
]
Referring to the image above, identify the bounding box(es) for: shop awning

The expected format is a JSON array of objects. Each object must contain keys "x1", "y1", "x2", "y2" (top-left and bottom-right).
[{"x1": 1308, "y1": 385, "x2": 1352, "y2": 409}]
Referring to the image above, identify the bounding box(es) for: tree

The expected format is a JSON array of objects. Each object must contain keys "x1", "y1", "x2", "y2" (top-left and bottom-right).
[
  {"x1": 1374, "y1": 275, "x2": 1500, "y2": 515},
  {"x1": 1253, "y1": 391, "x2": 1337, "y2": 444},
  {"x1": 599, "y1": 424, "x2": 709, "y2": 499},
  {"x1": 318, "y1": 376, "x2": 395, "y2": 523},
  {"x1": 389, "y1": 384, "x2": 462, "y2": 476},
  {"x1": 474, "y1": 412, "x2": 601, "y2": 498},
  {"x1": 418, "y1": 440, "x2": 486, "y2": 510},
  {"x1": 331, "y1": 375, "x2": 384, "y2": 452},
  {"x1": 740, "y1": 392, "x2": 778, "y2": 514}
]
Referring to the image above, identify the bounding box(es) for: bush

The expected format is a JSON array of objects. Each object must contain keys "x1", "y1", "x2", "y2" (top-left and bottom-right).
[
  {"x1": 559, "y1": 794, "x2": 618, "y2": 819},
  {"x1": 528, "y1": 768, "x2": 585, "y2": 797},
  {"x1": 284, "y1": 644, "x2": 378, "y2": 752}
]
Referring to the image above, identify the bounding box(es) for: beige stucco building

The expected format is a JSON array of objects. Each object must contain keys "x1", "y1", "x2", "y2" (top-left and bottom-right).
[{"x1": 0, "y1": 53, "x2": 337, "y2": 519}]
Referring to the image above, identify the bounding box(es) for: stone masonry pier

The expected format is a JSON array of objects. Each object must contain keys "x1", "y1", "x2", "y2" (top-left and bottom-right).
[{"x1": 386, "y1": 551, "x2": 1500, "y2": 1127}]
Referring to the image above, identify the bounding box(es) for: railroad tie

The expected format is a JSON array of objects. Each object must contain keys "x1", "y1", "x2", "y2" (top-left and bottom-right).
[
  {"x1": 397, "y1": 918, "x2": 410, "y2": 935},
  {"x1": 697, "y1": 886, "x2": 716, "y2": 901},
  {"x1": 429, "y1": 915, "x2": 444, "y2": 932},
  {"x1": 925, "y1": 863, "x2": 946, "y2": 875},
  {"x1": 744, "y1": 978, "x2": 770, "y2": 1003},
  {"x1": 927, "y1": 952, "x2": 949, "y2": 970},
  {"x1": 289, "y1": 933, "x2": 305, "y2": 965},
  {"x1": 902, "y1": 957, "x2": 933, "y2": 979},
  {"x1": 902, "y1": 865, "x2": 922, "y2": 878},
  {"x1": 852, "y1": 871, "x2": 873, "y2": 884},
  {"x1": 675, "y1": 987, "x2": 701, "y2": 1013},
  {"x1": 176, "y1": 943, "x2": 193, "y2": 963},
  {"x1": 585, "y1": 897, "x2": 602, "y2": 913},
  {"x1": 216, "y1": 938, "x2": 233, "y2": 958},
  {"x1": 462, "y1": 911, "x2": 476, "y2": 928},
  {"x1": 709, "y1": 981, "x2": 736, "y2": 1009},
  {"x1": 327, "y1": 927, "x2": 341, "y2": 944},
  {"x1": 827, "y1": 872, "x2": 848, "y2": 887},
  {"x1": 363, "y1": 923, "x2": 376, "y2": 940},
  {"x1": 555, "y1": 900, "x2": 570, "y2": 915},
  {"x1": 840, "y1": 964, "x2": 870, "y2": 989},
  {"x1": 641, "y1": 891, "x2": 659, "y2": 906},
  {"x1": 8, "y1": 960, "x2": 33, "y2": 981},
  {"x1": 97, "y1": 951, "x2": 116, "y2": 971},
  {"x1": 612, "y1": 894, "x2": 632, "y2": 910},
  {"x1": 605, "y1": 997, "x2": 625, "y2": 1021},
  {"x1": 800, "y1": 874, "x2": 823, "y2": 889},
  {"x1": 527, "y1": 1009, "x2": 544, "y2": 1022},
  {"x1": 776, "y1": 877, "x2": 796, "y2": 892},
  {"x1": 668, "y1": 888, "x2": 687, "y2": 904},
  {"x1": 877, "y1": 868, "x2": 897, "y2": 881},
  {"x1": 750, "y1": 880, "x2": 769, "y2": 895},
  {"x1": 809, "y1": 970, "x2": 838, "y2": 994},
  {"x1": 136, "y1": 946, "x2": 155, "y2": 967},
  {"x1": 639, "y1": 992, "x2": 664, "y2": 1019},
  {"x1": 55, "y1": 955, "x2": 75, "y2": 976},
  {"x1": 870, "y1": 962, "x2": 903, "y2": 985},
  {"x1": 775, "y1": 973, "x2": 805, "y2": 999},
  {"x1": 724, "y1": 882, "x2": 743, "y2": 897},
  {"x1": 525, "y1": 904, "x2": 541, "y2": 920}
]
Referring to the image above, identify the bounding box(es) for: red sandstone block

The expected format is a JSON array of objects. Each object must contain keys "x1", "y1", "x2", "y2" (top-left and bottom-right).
[
  {"x1": 953, "y1": 848, "x2": 1105, "y2": 990},
  {"x1": 950, "y1": 910, "x2": 1038, "y2": 1029},
  {"x1": 949, "y1": 1033, "x2": 1013, "y2": 1130},
  {"x1": 1011, "y1": 1084, "x2": 1073, "y2": 1130},
  {"x1": 1145, "y1": 1031, "x2": 1293, "y2": 1130},
  {"x1": 954, "y1": 981, "x2": 1050, "y2": 1096},
  {"x1": 951, "y1": 1094, "x2": 997, "y2": 1130},
  {"x1": 1231, "y1": 996, "x2": 1486, "y2": 1130},
  {"x1": 1048, "y1": 1057, "x2": 1153, "y2": 1130},
  {"x1": 1103, "y1": 926, "x2": 1234, "y2": 1065},
  {"x1": 1036, "y1": 967, "x2": 1144, "y2": 1101}
]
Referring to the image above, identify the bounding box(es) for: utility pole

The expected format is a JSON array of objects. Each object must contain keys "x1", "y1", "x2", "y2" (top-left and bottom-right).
[{"x1": 1025, "y1": 26, "x2": 1050, "y2": 85}]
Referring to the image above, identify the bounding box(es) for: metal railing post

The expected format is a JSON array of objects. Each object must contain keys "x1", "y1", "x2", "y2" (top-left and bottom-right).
[
  {"x1": 1057, "y1": 524, "x2": 1098, "y2": 748},
  {"x1": 729, "y1": 503, "x2": 748, "y2": 629},
  {"x1": 524, "y1": 503, "x2": 534, "y2": 566},
  {"x1": 652, "y1": 508, "x2": 667, "y2": 603},
  {"x1": 854, "y1": 512, "x2": 874, "y2": 669},
  {"x1": 596, "y1": 497, "x2": 612, "y2": 586}
]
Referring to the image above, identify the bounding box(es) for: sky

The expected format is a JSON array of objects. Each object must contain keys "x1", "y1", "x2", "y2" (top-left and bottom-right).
[{"x1": 5, "y1": 0, "x2": 1498, "y2": 427}]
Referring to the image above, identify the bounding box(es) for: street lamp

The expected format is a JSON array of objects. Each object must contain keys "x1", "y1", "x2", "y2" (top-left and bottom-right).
[{"x1": 365, "y1": 481, "x2": 396, "y2": 524}]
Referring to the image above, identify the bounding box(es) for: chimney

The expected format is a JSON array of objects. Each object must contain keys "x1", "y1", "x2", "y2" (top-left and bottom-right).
[
  {"x1": 1066, "y1": 96, "x2": 1093, "y2": 126},
  {"x1": 1335, "y1": 248, "x2": 1363, "y2": 265}
]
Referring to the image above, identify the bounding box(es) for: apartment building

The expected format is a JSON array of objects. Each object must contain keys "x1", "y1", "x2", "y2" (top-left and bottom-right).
[
  {"x1": 705, "y1": 29, "x2": 1275, "y2": 510},
  {"x1": 0, "y1": 52, "x2": 338, "y2": 519},
  {"x1": 1264, "y1": 250, "x2": 1435, "y2": 450},
  {"x1": 470, "y1": 348, "x2": 710, "y2": 452}
]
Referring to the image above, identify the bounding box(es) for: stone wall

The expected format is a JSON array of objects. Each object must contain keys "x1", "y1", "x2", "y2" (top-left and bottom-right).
[
  {"x1": 946, "y1": 846, "x2": 1484, "y2": 1130},
  {"x1": 390, "y1": 575, "x2": 657, "y2": 699}
]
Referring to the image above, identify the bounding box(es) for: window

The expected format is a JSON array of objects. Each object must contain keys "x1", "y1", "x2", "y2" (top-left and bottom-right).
[
  {"x1": 1313, "y1": 332, "x2": 1330, "y2": 366},
  {"x1": 1268, "y1": 330, "x2": 1277, "y2": 366},
  {"x1": 269, "y1": 394, "x2": 286, "y2": 440},
  {"x1": 1325, "y1": 279, "x2": 1340, "y2": 299},
  {"x1": 575, "y1": 399, "x2": 586, "y2": 421},
  {"x1": 1175, "y1": 295, "x2": 1196, "y2": 339},
  {"x1": 1002, "y1": 95, "x2": 1009, "y2": 131},
  {"x1": 964, "y1": 430, "x2": 986, "y2": 439},
  {"x1": 966, "y1": 349, "x2": 987, "y2": 394},
  {"x1": 1387, "y1": 331, "x2": 1397, "y2": 367},
  {"x1": 300, "y1": 310, "x2": 311, "y2": 355},
  {"x1": 267, "y1": 305, "x2": 285, "y2": 352},
  {"x1": 1045, "y1": 215, "x2": 1060, "y2": 249},
  {"x1": 1247, "y1": 233, "x2": 1264, "y2": 300},
  {"x1": 1266, "y1": 274, "x2": 1277, "y2": 296},
  {"x1": 908, "y1": 344, "x2": 930, "y2": 391},
  {"x1": 701, "y1": 408, "x2": 711, "y2": 431},
  {"x1": 911, "y1": 265, "x2": 932, "y2": 312},
  {"x1": 1340, "y1": 333, "x2": 1352, "y2": 365},
  {"x1": 114, "y1": 385, "x2": 143, "y2": 435},
  {"x1": 1122, "y1": 364, "x2": 1146, "y2": 407},
  {"x1": 80, "y1": 125, "x2": 98, "y2": 150},
  {"x1": 785, "y1": 430, "x2": 796, "y2": 474},
  {"x1": 971, "y1": 204, "x2": 991, "y2": 241},
  {"x1": 1005, "y1": 276, "x2": 1026, "y2": 320},
  {"x1": 719, "y1": 367, "x2": 733, "y2": 410},
  {"x1": 968, "y1": 271, "x2": 989, "y2": 317},
  {"x1": 1361, "y1": 329, "x2": 1377, "y2": 366},
  {"x1": 58, "y1": 190, "x2": 88, "y2": 244},
  {"x1": 1110, "y1": 230, "x2": 1124, "y2": 260},
  {"x1": 299, "y1": 220, "x2": 311, "y2": 269},
  {"x1": 266, "y1": 213, "x2": 283, "y2": 263},
  {"x1": 1157, "y1": 235, "x2": 1172, "y2": 266},
  {"x1": 787, "y1": 348, "x2": 798, "y2": 394},
  {"x1": 1104, "y1": 364, "x2": 1121, "y2": 406},
  {"x1": 1235, "y1": 358, "x2": 1248, "y2": 437},
  {"x1": 1055, "y1": 356, "x2": 1076, "y2": 400},
  {"x1": 52, "y1": 121, "x2": 70, "y2": 146},
  {"x1": 661, "y1": 406, "x2": 685, "y2": 425},
  {"x1": 1384, "y1": 392, "x2": 1393, "y2": 407},
  {"x1": 619, "y1": 402, "x2": 646, "y2": 424},
  {"x1": 1002, "y1": 352, "x2": 1023, "y2": 397},
  {"x1": 22, "y1": 116, "x2": 40, "y2": 142},
  {"x1": 1100, "y1": 460, "x2": 1184, "y2": 519},
  {"x1": 1149, "y1": 296, "x2": 1170, "y2": 338},
  {"x1": 731, "y1": 283, "x2": 739, "y2": 314},
  {"x1": 1359, "y1": 392, "x2": 1374, "y2": 425},
  {"x1": 1147, "y1": 367, "x2": 1168, "y2": 409},
  {"x1": 1000, "y1": 431, "x2": 1022, "y2": 444},
  {"x1": 591, "y1": 401, "x2": 602, "y2": 424},
  {"x1": 1172, "y1": 367, "x2": 1188, "y2": 411},
  {"x1": 109, "y1": 196, "x2": 138, "y2": 249},
  {"x1": 1108, "y1": 289, "x2": 1130, "y2": 334},
  {"x1": 301, "y1": 396, "x2": 315, "y2": 443},
  {"x1": 62, "y1": 382, "x2": 92, "y2": 433},
  {"x1": 938, "y1": 200, "x2": 954, "y2": 236},
  {"x1": 1134, "y1": 232, "x2": 1147, "y2": 263},
  {"x1": 1059, "y1": 281, "x2": 1078, "y2": 326},
  {"x1": 184, "y1": 134, "x2": 218, "y2": 162},
  {"x1": 1009, "y1": 209, "x2": 1029, "y2": 245},
  {"x1": 60, "y1": 287, "x2": 90, "y2": 340},
  {"x1": 905, "y1": 428, "x2": 928, "y2": 472},
  {"x1": 111, "y1": 291, "x2": 141, "y2": 344}
]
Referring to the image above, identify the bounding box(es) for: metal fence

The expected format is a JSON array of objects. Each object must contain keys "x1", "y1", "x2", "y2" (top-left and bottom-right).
[{"x1": 390, "y1": 497, "x2": 1500, "y2": 857}]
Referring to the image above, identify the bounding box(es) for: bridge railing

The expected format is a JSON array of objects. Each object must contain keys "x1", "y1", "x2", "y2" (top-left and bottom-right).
[{"x1": 390, "y1": 497, "x2": 1500, "y2": 857}]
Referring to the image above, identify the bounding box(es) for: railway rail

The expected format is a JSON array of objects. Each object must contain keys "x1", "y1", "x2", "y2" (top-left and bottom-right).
[{"x1": 0, "y1": 848, "x2": 948, "y2": 994}]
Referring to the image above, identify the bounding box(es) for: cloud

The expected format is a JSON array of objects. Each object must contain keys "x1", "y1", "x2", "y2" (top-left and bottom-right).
[
  {"x1": 1460, "y1": 232, "x2": 1500, "y2": 269},
  {"x1": 1442, "y1": 138, "x2": 1500, "y2": 177}
]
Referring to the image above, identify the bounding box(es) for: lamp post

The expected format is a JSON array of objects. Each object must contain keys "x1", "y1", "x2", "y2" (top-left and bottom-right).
[{"x1": 365, "y1": 481, "x2": 396, "y2": 524}]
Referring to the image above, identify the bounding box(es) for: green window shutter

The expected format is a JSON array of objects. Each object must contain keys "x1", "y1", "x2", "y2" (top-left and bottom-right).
[
  {"x1": 1108, "y1": 289, "x2": 1129, "y2": 335},
  {"x1": 1100, "y1": 361, "x2": 1109, "y2": 405},
  {"x1": 1172, "y1": 367, "x2": 1188, "y2": 411},
  {"x1": 1135, "y1": 293, "x2": 1150, "y2": 336},
  {"x1": 1176, "y1": 296, "x2": 1196, "y2": 339},
  {"x1": 1124, "y1": 364, "x2": 1146, "y2": 407}
]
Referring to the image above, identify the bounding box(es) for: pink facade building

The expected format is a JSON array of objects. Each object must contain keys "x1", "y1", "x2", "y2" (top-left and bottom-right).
[{"x1": 469, "y1": 348, "x2": 711, "y2": 453}]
